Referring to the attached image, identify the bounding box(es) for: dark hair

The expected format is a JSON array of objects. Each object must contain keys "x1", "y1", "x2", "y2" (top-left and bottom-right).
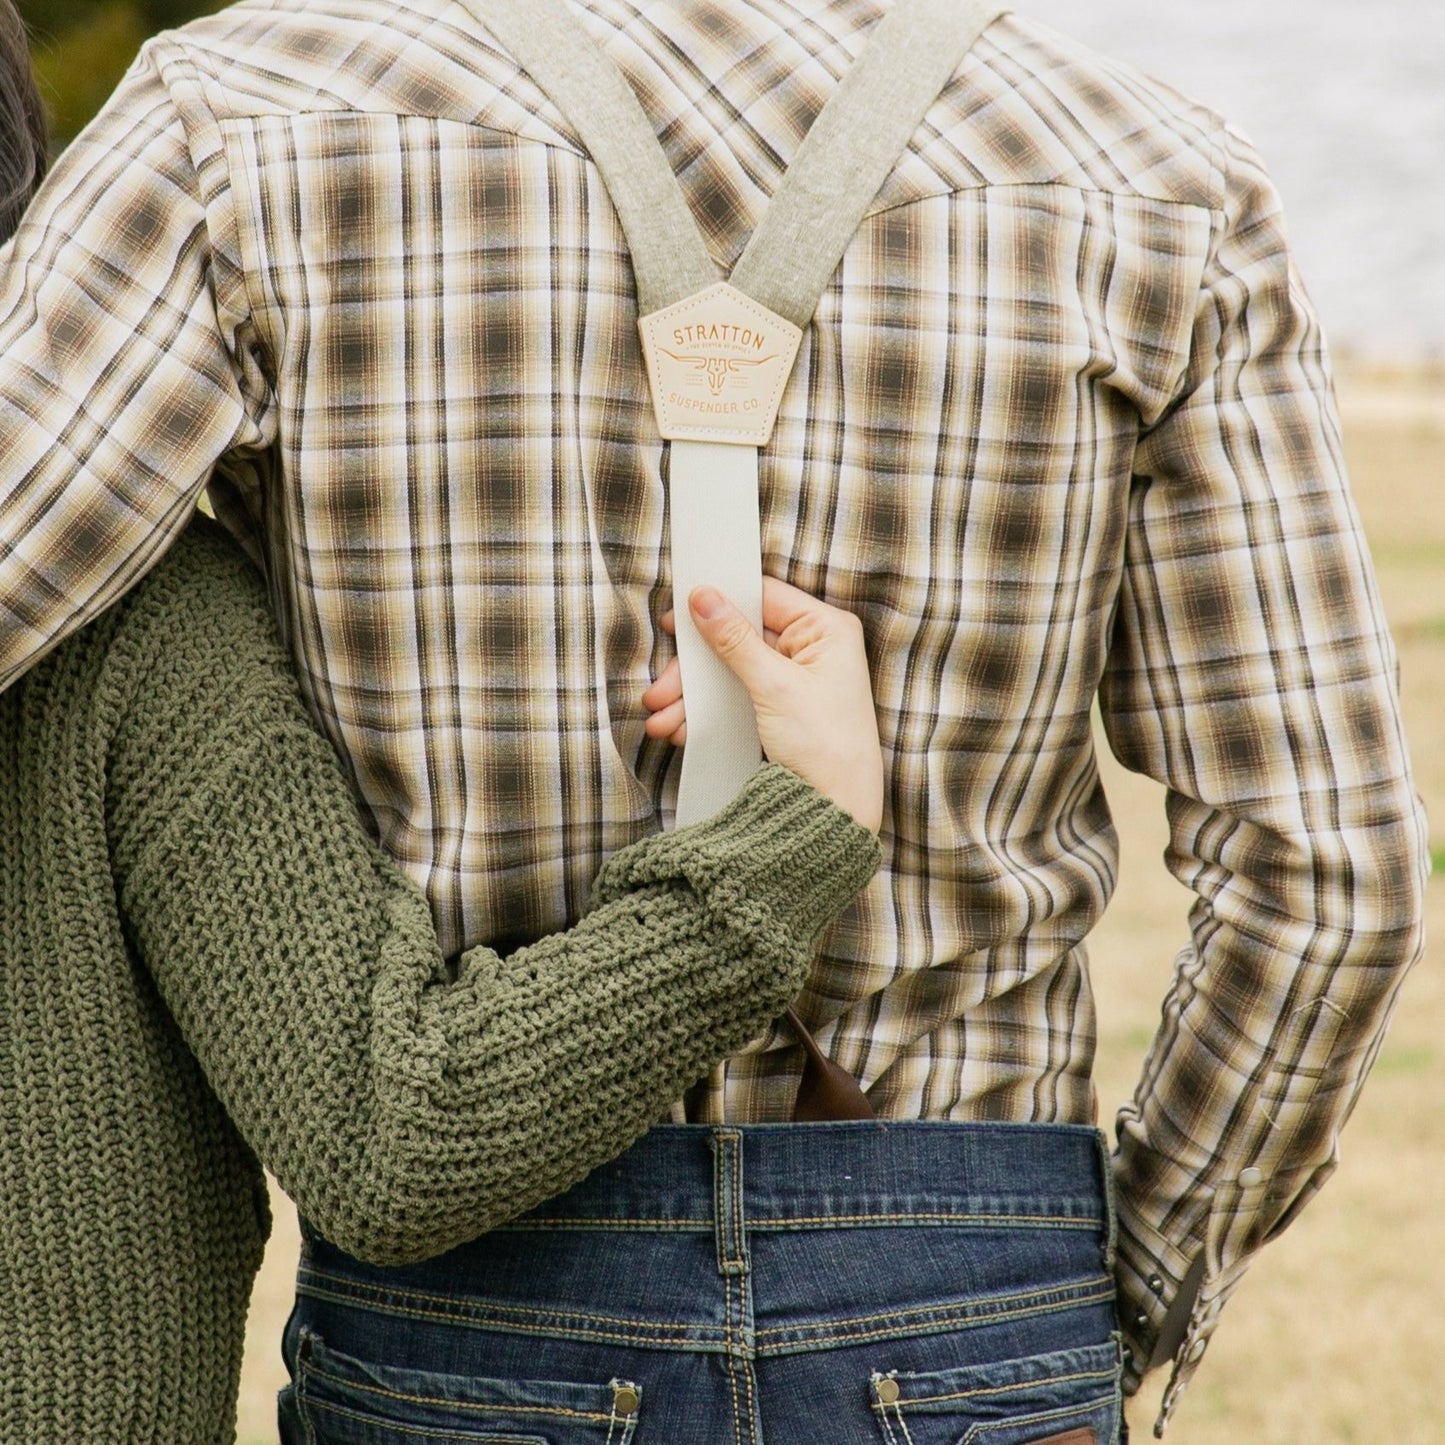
[{"x1": 0, "y1": 0, "x2": 47, "y2": 244}]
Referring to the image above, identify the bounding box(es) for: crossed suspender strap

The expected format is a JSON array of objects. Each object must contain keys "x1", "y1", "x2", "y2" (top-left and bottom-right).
[{"x1": 465, "y1": 0, "x2": 1005, "y2": 825}]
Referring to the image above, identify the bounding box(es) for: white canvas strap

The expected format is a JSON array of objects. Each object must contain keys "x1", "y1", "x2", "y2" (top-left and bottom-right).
[
  {"x1": 665, "y1": 440, "x2": 766, "y2": 822},
  {"x1": 465, "y1": 0, "x2": 1006, "y2": 822}
]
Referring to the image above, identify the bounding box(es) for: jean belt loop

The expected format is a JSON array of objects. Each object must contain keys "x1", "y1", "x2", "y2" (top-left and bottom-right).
[{"x1": 709, "y1": 1128, "x2": 749, "y2": 1278}]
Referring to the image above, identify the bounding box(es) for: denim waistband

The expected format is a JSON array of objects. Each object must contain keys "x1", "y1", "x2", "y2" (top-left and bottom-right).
[
  {"x1": 288, "y1": 1120, "x2": 1123, "y2": 1445},
  {"x1": 504, "y1": 1121, "x2": 1111, "y2": 1238}
]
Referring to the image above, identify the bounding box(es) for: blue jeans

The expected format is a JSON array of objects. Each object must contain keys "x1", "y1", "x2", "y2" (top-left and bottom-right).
[{"x1": 280, "y1": 1122, "x2": 1123, "y2": 1444}]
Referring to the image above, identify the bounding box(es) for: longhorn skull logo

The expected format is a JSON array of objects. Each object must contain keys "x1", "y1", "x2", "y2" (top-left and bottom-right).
[{"x1": 660, "y1": 349, "x2": 779, "y2": 396}]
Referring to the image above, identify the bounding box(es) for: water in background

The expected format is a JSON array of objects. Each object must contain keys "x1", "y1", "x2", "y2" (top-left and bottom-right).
[{"x1": 1017, "y1": 0, "x2": 1445, "y2": 363}]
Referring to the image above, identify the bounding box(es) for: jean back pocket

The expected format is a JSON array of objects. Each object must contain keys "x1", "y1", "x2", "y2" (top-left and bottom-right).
[
  {"x1": 290, "y1": 1331, "x2": 642, "y2": 1444},
  {"x1": 869, "y1": 1340, "x2": 1121, "y2": 1445}
]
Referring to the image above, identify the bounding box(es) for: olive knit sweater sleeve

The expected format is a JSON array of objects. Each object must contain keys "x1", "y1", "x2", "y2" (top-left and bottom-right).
[{"x1": 105, "y1": 522, "x2": 879, "y2": 1264}]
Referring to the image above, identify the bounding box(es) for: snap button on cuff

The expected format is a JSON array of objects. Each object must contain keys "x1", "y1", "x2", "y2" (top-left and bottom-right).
[{"x1": 1239, "y1": 1166, "x2": 1264, "y2": 1187}]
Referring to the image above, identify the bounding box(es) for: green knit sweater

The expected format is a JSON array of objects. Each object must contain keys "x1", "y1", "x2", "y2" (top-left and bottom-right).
[{"x1": 0, "y1": 520, "x2": 879, "y2": 1444}]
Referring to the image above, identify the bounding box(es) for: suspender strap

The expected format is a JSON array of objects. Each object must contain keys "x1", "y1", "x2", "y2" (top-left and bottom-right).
[
  {"x1": 457, "y1": 0, "x2": 1006, "y2": 1116},
  {"x1": 466, "y1": 0, "x2": 716, "y2": 316},
  {"x1": 732, "y1": 0, "x2": 1004, "y2": 327},
  {"x1": 466, "y1": 0, "x2": 1005, "y2": 327},
  {"x1": 665, "y1": 440, "x2": 767, "y2": 823},
  {"x1": 464, "y1": 0, "x2": 1007, "y2": 823}
]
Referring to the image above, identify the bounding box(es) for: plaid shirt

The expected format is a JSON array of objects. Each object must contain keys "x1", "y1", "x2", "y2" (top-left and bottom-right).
[{"x1": 0, "y1": 0, "x2": 1426, "y2": 1425}]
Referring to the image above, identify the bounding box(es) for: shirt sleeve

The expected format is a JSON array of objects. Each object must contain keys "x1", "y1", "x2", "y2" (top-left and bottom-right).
[
  {"x1": 102, "y1": 525, "x2": 880, "y2": 1266},
  {"x1": 1097, "y1": 123, "x2": 1428, "y2": 1435},
  {"x1": 0, "y1": 42, "x2": 269, "y2": 693}
]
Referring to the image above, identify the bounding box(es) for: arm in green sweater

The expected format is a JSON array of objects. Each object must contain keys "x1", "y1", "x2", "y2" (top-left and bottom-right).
[{"x1": 103, "y1": 524, "x2": 879, "y2": 1265}]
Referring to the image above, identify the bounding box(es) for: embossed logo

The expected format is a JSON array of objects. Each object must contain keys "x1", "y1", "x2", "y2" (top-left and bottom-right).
[
  {"x1": 638, "y1": 282, "x2": 803, "y2": 446},
  {"x1": 662, "y1": 346, "x2": 775, "y2": 398}
]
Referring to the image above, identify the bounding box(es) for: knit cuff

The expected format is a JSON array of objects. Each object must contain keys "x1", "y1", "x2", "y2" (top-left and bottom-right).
[{"x1": 590, "y1": 763, "x2": 880, "y2": 944}]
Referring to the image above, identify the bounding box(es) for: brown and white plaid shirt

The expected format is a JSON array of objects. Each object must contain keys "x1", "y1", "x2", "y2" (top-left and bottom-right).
[{"x1": 0, "y1": 0, "x2": 1426, "y2": 1423}]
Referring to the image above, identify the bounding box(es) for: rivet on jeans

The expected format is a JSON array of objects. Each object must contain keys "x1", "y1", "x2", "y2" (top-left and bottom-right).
[
  {"x1": 613, "y1": 1384, "x2": 640, "y2": 1415},
  {"x1": 876, "y1": 1378, "x2": 901, "y2": 1405}
]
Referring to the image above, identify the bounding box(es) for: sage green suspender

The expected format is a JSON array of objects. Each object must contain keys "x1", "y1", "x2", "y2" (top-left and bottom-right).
[{"x1": 459, "y1": 0, "x2": 1006, "y2": 1117}]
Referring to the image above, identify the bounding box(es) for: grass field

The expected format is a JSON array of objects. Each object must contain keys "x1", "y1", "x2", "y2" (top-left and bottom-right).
[{"x1": 235, "y1": 364, "x2": 1445, "y2": 1443}]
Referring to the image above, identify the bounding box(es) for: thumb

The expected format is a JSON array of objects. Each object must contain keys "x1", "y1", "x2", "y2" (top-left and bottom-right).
[{"x1": 689, "y1": 586, "x2": 785, "y2": 697}]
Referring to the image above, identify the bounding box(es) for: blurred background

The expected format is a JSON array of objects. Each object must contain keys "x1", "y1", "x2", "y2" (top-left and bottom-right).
[
  {"x1": 16, "y1": 0, "x2": 1443, "y2": 1440},
  {"x1": 17, "y1": 0, "x2": 225, "y2": 147},
  {"x1": 1025, "y1": 0, "x2": 1445, "y2": 367}
]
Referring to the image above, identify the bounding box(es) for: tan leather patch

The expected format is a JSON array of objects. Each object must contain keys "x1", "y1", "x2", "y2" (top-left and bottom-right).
[
  {"x1": 637, "y1": 282, "x2": 802, "y2": 445},
  {"x1": 1021, "y1": 1429, "x2": 1097, "y2": 1445}
]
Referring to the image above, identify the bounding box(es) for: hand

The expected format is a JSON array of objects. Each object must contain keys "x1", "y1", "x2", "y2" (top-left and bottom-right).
[{"x1": 643, "y1": 579, "x2": 884, "y2": 834}]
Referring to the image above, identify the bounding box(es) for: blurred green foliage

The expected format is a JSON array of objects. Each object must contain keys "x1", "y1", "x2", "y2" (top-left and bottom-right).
[{"x1": 19, "y1": 0, "x2": 227, "y2": 147}]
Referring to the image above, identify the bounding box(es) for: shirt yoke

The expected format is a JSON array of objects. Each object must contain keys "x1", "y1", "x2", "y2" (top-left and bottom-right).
[{"x1": 149, "y1": 0, "x2": 1227, "y2": 240}]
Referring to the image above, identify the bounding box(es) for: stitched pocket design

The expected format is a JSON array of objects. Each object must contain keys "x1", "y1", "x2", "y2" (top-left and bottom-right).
[
  {"x1": 869, "y1": 1339, "x2": 1120, "y2": 1445},
  {"x1": 293, "y1": 1330, "x2": 642, "y2": 1444}
]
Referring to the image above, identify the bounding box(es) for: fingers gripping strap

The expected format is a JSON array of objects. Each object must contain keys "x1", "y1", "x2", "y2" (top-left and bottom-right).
[{"x1": 669, "y1": 441, "x2": 764, "y2": 826}]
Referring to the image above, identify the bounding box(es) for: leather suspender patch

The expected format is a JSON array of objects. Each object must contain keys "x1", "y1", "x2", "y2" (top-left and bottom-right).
[{"x1": 638, "y1": 282, "x2": 802, "y2": 446}]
